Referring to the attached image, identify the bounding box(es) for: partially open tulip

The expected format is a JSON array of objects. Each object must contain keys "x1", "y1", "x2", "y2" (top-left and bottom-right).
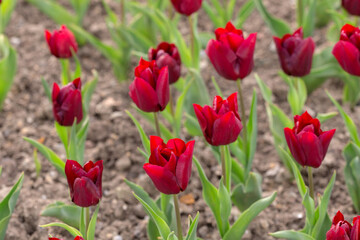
[
  {"x1": 273, "y1": 28, "x2": 315, "y2": 77},
  {"x1": 284, "y1": 111, "x2": 335, "y2": 168},
  {"x1": 332, "y1": 24, "x2": 360, "y2": 76},
  {"x1": 143, "y1": 136, "x2": 195, "y2": 194},
  {"x1": 342, "y1": 0, "x2": 360, "y2": 16},
  {"x1": 326, "y1": 211, "x2": 353, "y2": 239},
  {"x1": 193, "y1": 92, "x2": 243, "y2": 146},
  {"x1": 65, "y1": 160, "x2": 103, "y2": 207},
  {"x1": 129, "y1": 58, "x2": 169, "y2": 112},
  {"x1": 206, "y1": 22, "x2": 257, "y2": 81},
  {"x1": 170, "y1": 0, "x2": 202, "y2": 16},
  {"x1": 148, "y1": 42, "x2": 181, "y2": 84},
  {"x1": 49, "y1": 237, "x2": 84, "y2": 240},
  {"x1": 45, "y1": 25, "x2": 78, "y2": 59},
  {"x1": 52, "y1": 78, "x2": 83, "y2": 126}
]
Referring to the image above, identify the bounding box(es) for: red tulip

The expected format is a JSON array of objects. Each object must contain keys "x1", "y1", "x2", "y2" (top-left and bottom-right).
[
  {"x1": 327, "y1": 211, "x2": 352, "y2": 240},
  {"x1": 206, "y1": 22, "x2": 257, "y2": 81},
  {"x1": 52, "y1": 78, "x2": 83, "y2": 126},
  {"x1": 45, "y1": 25, "x2": 78, "y2": 59},
  {"x1": 49, "y1": 237, "x2": 84, "y2": 240},
  {"x1": 284, "y1": 111, "x2": 336, "y2": 168},
  {"x1": 332, "y1": 24, "x2": 360, "y2": 76},
  {"x1": 143, "y1": 136, "x2": 195, "y2": 194},
  {"x1": 148, "y1": 42, "x2": 181, "y2": 84},
  {"x1": 342, "y1": 0, "x2": 360, "y2": 16},
  {"x1": 193, "y1": 92, "x2": 243, "y2": 146},
  {"x1": 65, "y1": 160, "x2": 103, "y2": 207},
  {"x1": 129, "y1": 58, "x2": 170, "y2": 112},
  {"x1": 170, "y1": 0, "x2": 202, "y2": 16},
  {"x1": 273, "y1": 28, "x2": 315, "y2": 77}
]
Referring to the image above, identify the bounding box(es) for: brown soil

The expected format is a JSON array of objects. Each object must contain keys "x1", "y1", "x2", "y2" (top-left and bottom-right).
[{"x1": 1, "y1": 0, "x2": 359, "y2": 239}]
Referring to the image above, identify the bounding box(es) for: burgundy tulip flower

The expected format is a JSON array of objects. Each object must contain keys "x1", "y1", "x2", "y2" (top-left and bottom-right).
[
  {"x1": 49, "y1": 237, "x2": 84, "y2": 240},
  {"x1": 170, "y1": 0, "x2": 202, "y2": 16},
  {"x1": 193, "y1": 92, "x2": 243, "y2": 146},
  {"x1": 273, "y1": 28, "x2": 315, "y2": 77},
  {"x1": 284, "y1": 111, "x2": 336, "y2": 168},
  {"x1": 332, "y1": 24, "x2": 360, "y2": 76},
  {"x1": 65, "y1": 160, "x2": 103, "y2": 207},
  {"x1": 45, "y1": 25, "x2": 78, "y2": 59},
  {"x1": 52, "y1": 78, "x2": 83, "y2": 126},
  {"x1": 326, "y1": 211, "x2": 353, "y2": 240},
  {"x1": 206, "y1": 22, "x2": 257, "y2": 81},
  {"x1": 148, "y1": 42, "x2": 181, "y2": 84},
  {"x1": 342, "y1": 0, "x2": 360, "y2": 16},
  {"x1": 129, "y1": 58, "x2": 170, "y2": 112},
  {"x1": 143, "y1": 136, "x2": 195, "y2": 195}
]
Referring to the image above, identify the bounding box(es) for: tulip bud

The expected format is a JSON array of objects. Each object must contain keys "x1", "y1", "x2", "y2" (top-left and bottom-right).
[
  {"x1": 193, "y1": 92, "x2": 243, "y2": 146},
  {"x1": 326, "y1": 211, "x2": 352, "y2": 240},
  {"x1": 49, "y1": 237, "x2": 84, "y2": 240},
  {"x1": 284, "y1": 111, "x2": 335, "y2": 168},
  {"x1": 342, "y1": 0, "x2": 360, "y2": 16},
  {"x1": 129, "y1": 58, "x2": 170, "y2": 112},
  {"x1": 332, "y1": 24, "x2": 360, "y2": 76},
  {"x1": 143, "y1": 136, "x2": 195, "y2": 194},
  {"x1": 206, "y1": 22, "x2": 257, "y2": 81},
  {"x1": 170, "y1": 0, "x2": 202, "y2": 16},
  {"x1": 273, "y1": 28, "x2": 315, "y2": 77},
  {"x1": 52, "y1": 78, "x2": 83, "y2": 126},
  {"x1": 65, "y1": 160, "x2": 103, "y2": 207},
  {"x1": 45, "y1": 25, "x2": 78, "y2": 59},
  {"x1": 148, "y1": 42, "x2": 181, "y2": 84}
]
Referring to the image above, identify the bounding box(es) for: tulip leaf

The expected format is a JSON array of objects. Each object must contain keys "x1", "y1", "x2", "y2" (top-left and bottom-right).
[
  {"x1": 55, "y1": 122, "x2": 69, "y2": 155},
  {"x1": 202, "y1": 2, "x2": 224, "y2": 28},
  {"x1": 40, "y1": 222, "x2": 82, "y2": 238},
  {"x1": 68, "y1": 120, "x2": 79, "y2": 163},
  {"x1": 327, "y1": 91, "x2": 360, "y2": 145},
  {"x1": 302, "y1": 0, "x2": 316, "y2": 37},
  {"x1": 23, "y1": 137, "x2": 65, "y2": 176},
  {"x1": 41, "y1": 202, "x2": 81, "y2": 229},
  {"x1": 134, "y1": 193, "x2": 171, "y2": 239},
  {"x1": 184, "y1": 113, "x2": 203, "y2": 137},
  {"x1": 302, "y1": 190, "x2": 315, "y2": 232},
  {"x1": 0, "y1": 167, "x2": 2, "y2": 177},
  {"x1": 270, "y1": 230, "x2": 315, "y2": 240},
  {"x1": 316, "y1": 112, "x2": 338, "y2": 124},
  {"x1": 81, "y1": 70, "x2": 98, "y2": 115},
  {"x1": 211, "y1": 76, "x2": 223, "y2": 97},
  {"x1": 235, "y1": 0, "x2": 255, "y2": 28},
  {"x1": 208, "y1": 0, "x2": 227, "y2": 22},
  {"x1": 87, "y1": 204, "x2": 100, "y2": 240},
  {"x1": 41, "y1": 78, "x2": 52, "y2": 102},
  {"x1": 173, "y1": 79, "x2": 193, "y2": 138},
  {"x1": 246, "y1": 90, "x2": 258, "y2": 174},
  {"x1": 255, "y1": 74, "x2": 272, "y2": 103},
  {"x1": 253, "y1": 0, "x2": 291, "y2": 37},
  {"x1": 0, "y1": 172, "x2": 24, "y2": 240},
  {"x1": 167, "y1": 232, "x2": 178, "y2": 240},
  {"x1": 218, "y1": 180, "x2": 231, "y2": 233},
  {"x1": 147, "y1": 218, "x2": 161, "y2": 240},
  {"x1": 125, "y1": 110, "x2": 150, "y2": 155},
  {"x1": 343, "y1": 142, "x2": 360, "y2": 212},
  {"x1": 170, "y1": 22, "x2": 192, "y2": 68},
  {"x1": 223, "y1": 192, "x2": 277, "y2": 240},
  {"x1": 76, "y1": 117, "x2": 90, "y2": 165},
  {"x1": 185, "y1": 212, "x2": 200, "y2": 240},
  {"x1": 0, "y1": 0, "x2": 17, "y2": 33}
]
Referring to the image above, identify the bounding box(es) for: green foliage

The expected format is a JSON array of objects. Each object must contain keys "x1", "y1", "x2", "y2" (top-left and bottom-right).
[
  {"x1": 41, "y1": 202, "x2": 82, "y2": 229},
  {"x1": 0, "y1": 0, "x2": 17, "y2": 33}
]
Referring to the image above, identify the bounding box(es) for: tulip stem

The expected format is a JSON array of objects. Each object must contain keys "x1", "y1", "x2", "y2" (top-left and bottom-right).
[
  {"x1": 173, "y1": 194, "x2": 183, "y2": 240},
  {"x1": 120, "y1": 0, "x2": 125, "y2": 25},
  {"x1": 308, "y1": 167, "x2": 314, "y2": 199},
  {"x1": 236, "y1": 79, "x2": 248, "y2": 153},
  {"x1": 188, "y1": 16, "x2": 195, "y2": 67},
  {"x1": 297, "y1": 0, "x2": 303, "y2": 27},
  {"x1": 220, "y1": 145, "x2": 229, "y2": 191},
  {"x1": 60, "y1": 59, "x2": 71, "y2": 85},
  {"x1": 154, "y1": 112, "x2": 161, "y2": 137},
  {"x1": 169, "y1": 87, "x2": 175, "y2": 118},
  {"x1": 85, "y1": 207, "x2": 90, "y2": 239}
]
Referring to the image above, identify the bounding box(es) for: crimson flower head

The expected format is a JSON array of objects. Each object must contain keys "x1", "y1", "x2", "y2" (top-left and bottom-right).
[
  {"x1": 45, "y1": 25, "x2": 78, "y2": 59},
  {"x1": 284, "y1": 111, "x2": 336, "y2": 168},
  {"x1": 342, "y1": 0, "x2": 360, "y2": 16},
  {"x1": 49, "y1": 237, "x2": 84, "y2": 240},
  {"x1": 193, "y1": 92, "x2": 243, "y2": 146},
  {"x1": 206, "y1": 22, "x2": 257, "y2": 81},
  {"x1": 148, "y1": 42, "x2": 181, "y2": 84},
  {"x1": 129, "y1": 58, "x2": 169, "y2": 112},
  {"x1": 326, "y1": 211, "x2": 352, "y2": 240},
  {"x1": 273, "y1": 28, "x2": 315, "y2": 77},
  {"x1": 143, "y1": 136, "x2": 195, "y2": 195},
  {"x1": 170, "y1": 0, "x2": 202, "y2": 16},
  {"x1": 65, "y1": 160, "x2": 103, "y2": 207},
  {"x1": 332, "y1": 24, "x2": 360, "y2": 76},
  {"x1": 52, "y1": 78, "x2": 83, "y2": 126}
]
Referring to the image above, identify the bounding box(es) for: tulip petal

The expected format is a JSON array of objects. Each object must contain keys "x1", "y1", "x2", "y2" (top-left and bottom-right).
[
  {"x1": 287, "y1": 37, "x2": 315, "y2": 76},
  {"x1": 61, "y1": 89, "x2": 83, "y2": 125},
  {"x1": 156, "y1": 66, "x2": 170, "y2": 110},
  {"x1": 167, "y1": 138, "x2": 186, "y2": 156},
  {"x1": 150, "y1": 135, "x2": 164, "y2": 153},
  {"x1": 72, "y1": 177, "x2": 101, "y2": 207},
  {"x1": 211, "y1": 112, "x2": 242, "y2": 146},
  {"x1": 332, "y1": 41, "x2": 360, "y2": 76},
  {"x1": 149, "y1": 146, "x2": 168, "y2": 166},
  {"x1": 319, "y1": 129, "x2": 336, "y2": 159},
  {"x1": 129, "y1": 77, "x2": 159, "y2": 112},
  {"x1": 193, "y1": 104, "x2": 207, "y2": 132},
  {"x1": 284, "y1": 128, "x2": 307, "y2": 166},
  {"x1": 333, "y1": 211, "x2": 345, "y2": 225},
  {"x1": 176, "y1": 140, "x2": 195, "y2": 191},
  {"x1": 236, "y1": 33, "x2": 257, "y2": 79},
  {"x1": 65, "y1": 160, "x2": 86, "y2": 193},
  {"x1": 297, "y1": 131, "x2": 323, "y2": 168},
  {"x1": 143, "y1": 163, "x2": 180, "y2": 194}
]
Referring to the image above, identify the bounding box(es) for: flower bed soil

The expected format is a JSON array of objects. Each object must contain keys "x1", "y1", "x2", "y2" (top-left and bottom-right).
[{"x1": 0, "y1": 0, "x2": 359, "y2": 239}]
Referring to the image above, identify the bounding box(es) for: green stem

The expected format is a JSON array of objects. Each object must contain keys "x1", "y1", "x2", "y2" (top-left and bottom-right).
[
  {"x1": 154, "y1": 112, "x2": 161, "y2": 137},
  {"x1": 85, "y1": 207, "x2": 90, "y2": 239},
  {"x1": 297, "y1": 0, "x2": 303, "y2": 27},
  {"x1": 60, "y1": 59, "x2": 71, "y2": 85},
  {"x1": 308, "y1": 167, "x2": 314, "y2": 199},
  {"x1": 66, "y1": 126, "x2": 71, "y2": 159},
  {"x1": 169, "y1": 87, "x2": 175, "y2": 118},
  {"x1": 220, "y1": 145, "x2": 229, "y2": 191},
  {"x1": 236, "y1": 79, "x2": 247, "y2": 152},
  {"x1": 173, "y1": 194, "x2": 183, "y2": 240},
  {"x1": 188, "y1": 15, "x2": 195, "y2": 66},
  {"x1": 120, "y1": 0, "x2": 125, "y2": 25}
]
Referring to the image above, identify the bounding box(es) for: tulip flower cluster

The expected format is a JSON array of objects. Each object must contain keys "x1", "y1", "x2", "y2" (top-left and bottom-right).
[{"x1": 327, "y1": 211, "x2": 360, "y2": 239}]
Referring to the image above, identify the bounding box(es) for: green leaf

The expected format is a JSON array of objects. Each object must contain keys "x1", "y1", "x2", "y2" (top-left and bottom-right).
[
  {"x1": 317, "y1": 112, "x2": 338, "y2": 124},
  {"x1": 173, "y1": 79, "x2": 193, "y2": 137},
  {"x1": 87, "y1": 204, "x2": 100, "y2": 240},
  {"x1": 125, "y1": 110, "x2": 150, "y2": 155},
  {"x1": 218, "y1": 179, "x2": 231, "y2": 232},
  {"x1": 343, "y1": 142, "x2": 360, "y2": 212},
  {"x1": 184, "y1": 113, "x2": 203, "y2": 137},
  {"x1": 255, "y1": 73, "x2": 272, "y2": 103},
  {"x1": 23, "y1": 137, "x2": 65, "y2": 176},
  {"x1": 40, "y1": 222, "x2": 82, "y2": 238},
  {"x1": 0, "y1": 173, "x2": 24, "y2": 239},
  {"x1": 41, "y1": 78, "x2": 52, "y2": 102},
  {"x1": 68, "y1": 120, "x2": 78, "y2": 163},
  {"x1": 202, "y1": 2, "x2": 223, "y2": 28},
  {"x1": 302, "y1": 0, "x2": 316, "y2": 37},
  {"x1": 185, "y1": 212, "x2": 200, "y2": 240},
  {"x1": 0, "y1": 0, "x2": 17, "y2": 33},
  {"x1": 33, "y1": 148, "x2": 42, "y2": 178},
  {"x1": 211, "y1": 76, "x2": 223, "y2": 97},
  {"x1": 82, "y1": 70, "x2": 98, "y2": 115},
  {"x1": 223, "y1": 192, "x2": 277, "y2": 240},
  {"x1": 271, "y1": 230, "x2": 315, "y2": 240},
  {"x1": 41, "y1": 202, "x2": 81, "y2": 229},
  {"x1": 79, "y1": 207, "x2": 86, "y2": 237},
  {"x1": 55, "y1": 122, "x2": 69, "y2": 155},
  {"x1": 246, "y1": 90, "x2": 258, "y2": 173},
  {"x1": 235, "y1": 0, "x2": 255, "y2": 28}
]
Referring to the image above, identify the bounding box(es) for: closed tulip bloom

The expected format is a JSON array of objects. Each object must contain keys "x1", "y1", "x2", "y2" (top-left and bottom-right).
[
  {"x1": 284, "y1": 111, "x2": 336, "y2": 168},
  {"x1": 129, "y1": 58, "x2": 170, "y2": 112},
  {"x1": 65, "y1": 160, "x2": 103, "y2": 207},
  {"x1": 342, "y1": 0, "x2": 360, "y2": 16},
  {"x1": 148, "y1": 42, "x2": 181, "y2": 84},
  {"x1": 49, "y1": 237, "x2": 84, "y2": 240},
  {"x1": 45, "y1": 25, "x2": 78, "y2": 58},
  {"x1": 170, "y1": 0, "x2": 202, "y2": 16},
  {"x1": 273, "y1": 28, "x2": 315, "y2": 77},
  {"x1": 143, "y1": 136, "x2": 195, "y2": 194},
  {"x1": 206, "y1": 22, "x2": 257, "y2": 81},
  {"x1": 332, "y1": 24, "x2": 360, "y2": 76},
  {"x1": 52, "y1": 78, "x2": 83, "y2": 126},
  {"x1": 193, "y1": 92, "x2": 243, "y2": 146},
  {"x1": 327, "y1": 211, "x2": 353, "y2": 240}
]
